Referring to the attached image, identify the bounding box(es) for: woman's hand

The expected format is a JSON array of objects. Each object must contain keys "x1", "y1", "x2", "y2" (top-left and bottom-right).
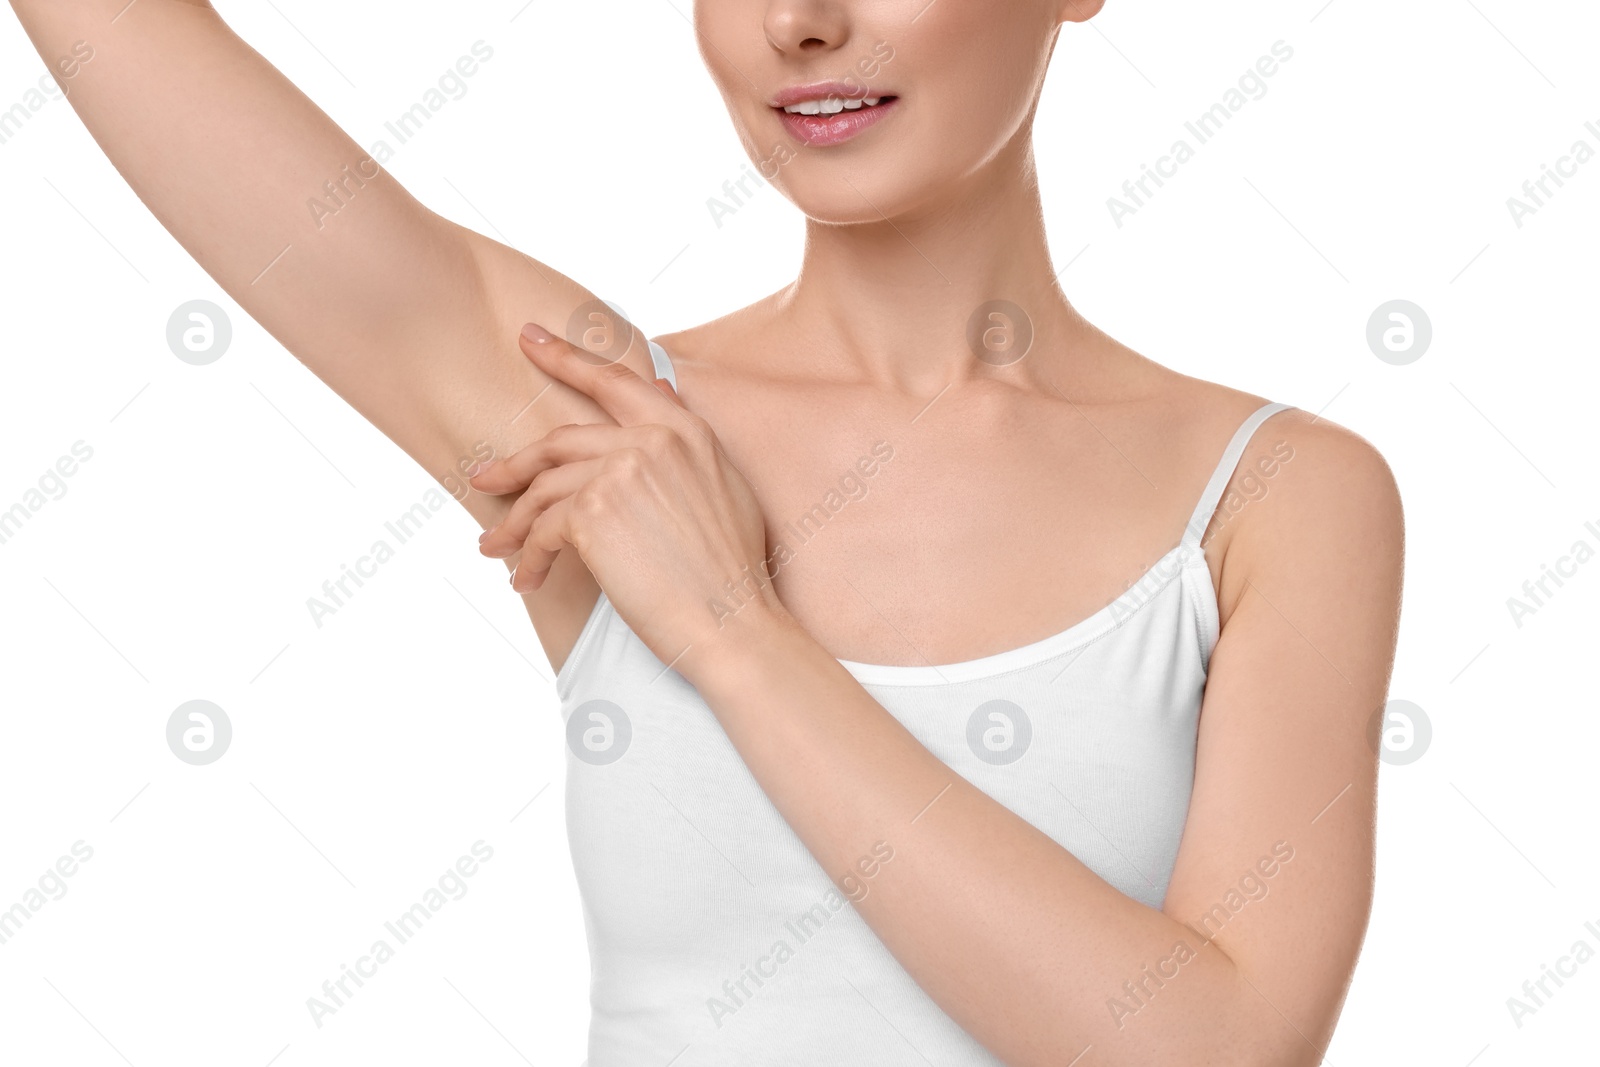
[{"x1": 470, "y1": 324, "x2": 785, "y2": 668}]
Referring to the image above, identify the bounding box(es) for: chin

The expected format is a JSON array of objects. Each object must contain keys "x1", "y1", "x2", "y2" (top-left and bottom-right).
[
  {"x1": 775, "y1": 166, "x2": 938, "y2": 226},
  {"x1": 730, "y1": 113, "x2": 961, "y2": 226}
]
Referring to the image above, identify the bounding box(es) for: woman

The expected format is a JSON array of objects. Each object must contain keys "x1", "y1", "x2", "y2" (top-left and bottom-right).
[{"x1": 8, "y1": 1, "x2": 1402, "y2": 1064}]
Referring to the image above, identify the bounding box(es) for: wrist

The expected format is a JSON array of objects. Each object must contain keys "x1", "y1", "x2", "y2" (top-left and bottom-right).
[{"x1": 679, "y1": 592, "x2": 814, "y2": 695}]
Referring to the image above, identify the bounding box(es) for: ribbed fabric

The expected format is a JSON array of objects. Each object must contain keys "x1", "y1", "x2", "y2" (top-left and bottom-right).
[{"x1": 555, "y1": 339, "x2": 1292, "y2": 1065}]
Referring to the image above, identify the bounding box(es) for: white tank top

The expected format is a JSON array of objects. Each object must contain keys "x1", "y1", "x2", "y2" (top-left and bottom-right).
[{"x1": 556, "y1": 339, "x2": 1292, "y2": 1065}]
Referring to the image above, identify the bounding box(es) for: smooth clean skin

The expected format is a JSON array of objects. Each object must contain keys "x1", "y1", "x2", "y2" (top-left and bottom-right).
[{"x1": 9, "y1": 1, "x2": 1403, "y2": 1064}]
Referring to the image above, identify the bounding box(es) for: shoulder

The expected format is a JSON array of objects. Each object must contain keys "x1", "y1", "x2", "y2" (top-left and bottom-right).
[
  {"x1": 1240, "y1": 407, "x2": 1402, "y2": 540},
  {"x1": 1142, "y1": 360, "x2": 1401, "y2": 547},
  {"x1": 1210, "y1": 403, "x2": 1404, "y2": 626},
  {"x1": 648, "y1": 292, "x2": 786, "y2": 380},
  {"x1": 1131, "y1": 357, "x2": 1401, "y2": 629}
]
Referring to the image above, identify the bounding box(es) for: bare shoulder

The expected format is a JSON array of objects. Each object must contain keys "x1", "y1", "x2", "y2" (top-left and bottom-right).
[
  {"x1": 1236, "y1": 406, "x2": 1403, "y2": 546},
  {"x1": 1119, "y1": 350, "x2": 1403, "y2": 626},
  {"x1": 1209, "y1": 400, "x2": 1405, "y2": 625},
  {"x1": 648, "y1": 293, "x2": 786, "y2": 382}
]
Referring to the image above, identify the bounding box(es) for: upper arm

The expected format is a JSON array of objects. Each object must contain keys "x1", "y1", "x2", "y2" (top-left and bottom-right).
[
  {"x1": 1162, "y1": 411, "x2": 1404, "y2": 1060},
  {"x1": 9, "y1": 0, "x2": 654, "y2": 530}
]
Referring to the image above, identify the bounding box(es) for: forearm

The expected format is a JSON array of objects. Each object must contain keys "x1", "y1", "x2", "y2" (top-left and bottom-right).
[
  {"x1": 684, "y1": 612, "x2": 1296, "y2": 1067},
  {"x1": 6, "y1": 0, "x2": 485, "y2": 354}
]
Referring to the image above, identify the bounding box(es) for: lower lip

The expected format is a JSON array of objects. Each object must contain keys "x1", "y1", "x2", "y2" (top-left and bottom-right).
[{"x1": 775, "y1": 98, "x2": 899, "y2": 147}]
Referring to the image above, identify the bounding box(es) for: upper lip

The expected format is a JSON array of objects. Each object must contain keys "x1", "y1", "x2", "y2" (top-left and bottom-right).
[{"x1": 770, "y1": 81, "x2": 894, "y2": 109}]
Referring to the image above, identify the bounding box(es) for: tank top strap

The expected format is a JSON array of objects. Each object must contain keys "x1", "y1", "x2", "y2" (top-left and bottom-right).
[
  {"x1": 594, "y1": 298, "x2": 675, "y2": 388},
  {"x1": 647, "y1": 338, "x2": 678, "y2": 389},
  {"x1": 1180, "y1": 401, "x2": 1294, "y2": 549}
]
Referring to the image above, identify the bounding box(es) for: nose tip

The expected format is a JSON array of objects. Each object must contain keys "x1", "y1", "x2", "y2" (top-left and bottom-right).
[{"x1": 764, "y1": 3, "x2": 848, "y2": 55}]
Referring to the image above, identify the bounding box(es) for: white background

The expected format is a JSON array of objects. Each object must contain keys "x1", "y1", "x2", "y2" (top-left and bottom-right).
[{"x1": 1, "y1": 0, "x2": 1596, "y2": 1064}]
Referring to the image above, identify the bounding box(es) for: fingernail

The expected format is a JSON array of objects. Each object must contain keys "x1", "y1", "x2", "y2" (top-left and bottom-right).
[
  {"x1": 466, "y1": 460, "x2": 490, "y2": 477},
  {"x1": 521, "y1": 322, "x2": 553, "y2": 344},
  {"x1": 479, "y1": 528, "x2": 492, "y2": 544},
  {"x1": 509, "y1": 570, "x2": 519, "y2": 590}
]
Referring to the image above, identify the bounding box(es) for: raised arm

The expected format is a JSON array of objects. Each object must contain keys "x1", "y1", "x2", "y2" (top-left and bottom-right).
[
  {"x1": 7, "y1": 0, "x2": 653, "y2": 521},
  {"x1": 8, "y1": 0, "x2": 657, "y2": 658}
]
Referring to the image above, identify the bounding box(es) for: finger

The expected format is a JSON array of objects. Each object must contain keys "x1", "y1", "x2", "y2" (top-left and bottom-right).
[
  {"x1": 479, "y1": 457, "x2": 603, "y2": 560},
  {"x1": 511, "y1": 494, "x2": 581, "y2": 594},
  {"x1": 468, "y1": 423, "x2": 657, "y2": 496},
  {"x1": 520, "y1": 321, "x2": 677, "y2": 429}
]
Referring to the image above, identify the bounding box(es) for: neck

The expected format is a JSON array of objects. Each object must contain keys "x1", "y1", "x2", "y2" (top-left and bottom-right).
[{"x1": 778, "y1": 134, "x2": 1089, "y2": 392}]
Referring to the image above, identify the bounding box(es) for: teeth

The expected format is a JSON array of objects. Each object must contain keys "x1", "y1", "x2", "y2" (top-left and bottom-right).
[{"x1": 783, "y1": 96, "x2": 885, "y2": 115}]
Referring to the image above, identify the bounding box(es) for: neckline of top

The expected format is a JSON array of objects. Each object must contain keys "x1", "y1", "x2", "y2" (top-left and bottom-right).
[{"x1": 832, "y1": 540, "x2": 1210, "y2": 686}]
